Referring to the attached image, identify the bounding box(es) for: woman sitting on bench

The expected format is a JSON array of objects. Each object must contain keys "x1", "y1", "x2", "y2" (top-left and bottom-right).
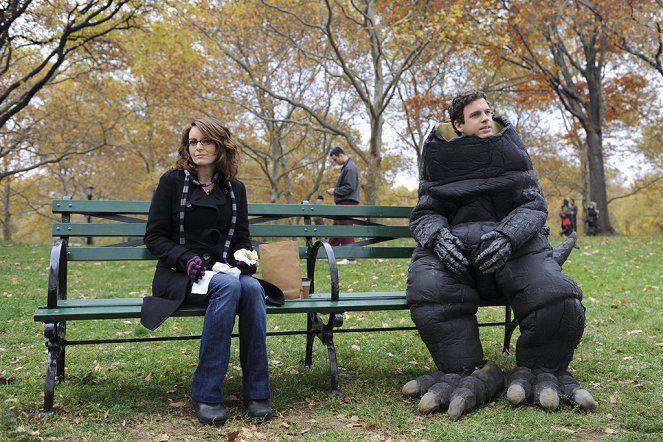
[{"x1": 140, "y1": 116, "x2": 273, "y2": 426}]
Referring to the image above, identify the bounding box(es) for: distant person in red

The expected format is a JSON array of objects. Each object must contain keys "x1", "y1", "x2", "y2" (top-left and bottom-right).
[
  {"x1": 326, "y1": 146, "x2": 360, "y2": 264},
  {"x1": 559, "y1": 199, "x2": 574, "y2": 236}
]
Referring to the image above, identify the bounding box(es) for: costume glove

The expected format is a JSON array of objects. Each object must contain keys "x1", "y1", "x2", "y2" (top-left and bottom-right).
[
  {"x1": 236, "y1": 260, "x2": 257, "y2": 276},
  {"x1": 433, "y1": 229, "x2": 469, "y2": 276},
  {"x1": 475, "y1": 231, "x2": 512, "y2": 274},
  {"x1": 186, "y1": 255, "x2": 206, "y2": 282}
]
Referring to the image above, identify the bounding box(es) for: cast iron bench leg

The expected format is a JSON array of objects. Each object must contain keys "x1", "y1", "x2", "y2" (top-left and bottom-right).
[
  {"x1": 323, "y1": 313, "x2": 344, "y2": 398},
  {"x1": 305, "y1": 313, "x2": 317, "y2": 368},
  {"x1": 321, "y1": 329, "x2": 342, "y2": 398},
  {"x1": 56, "y1": 322, "x2": 66, "y2": 382},
  {"x1": 42, "y1": 322, "x2": 65, "y2": 413},
  {"x1": 502, "y1": 306, "x2": 517, "y2": 355},
  {"x1": 304, "y1": 312, "x2": 343, "y2": 397}
]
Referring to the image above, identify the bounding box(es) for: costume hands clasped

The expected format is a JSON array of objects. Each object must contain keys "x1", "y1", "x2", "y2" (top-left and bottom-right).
[
  {"x1": 475, "y1": 231, "x2": 512, "y2": 274},
  {"x1": 186, "y1": 256, "x2": 206, "y2": 282},
  {"x1": 434, "y1": 229, "x2": 469, "y2": 276}
]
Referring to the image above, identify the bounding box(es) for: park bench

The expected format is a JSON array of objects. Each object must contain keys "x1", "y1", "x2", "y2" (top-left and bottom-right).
[{"x1": 34, "y1": 199, "x2": 517, "y2": 413}]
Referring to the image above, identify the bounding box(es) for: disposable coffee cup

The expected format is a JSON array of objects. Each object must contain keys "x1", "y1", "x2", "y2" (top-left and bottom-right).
[{"x1": 301, "y1": 278, "x2": 311, "y2": 299}]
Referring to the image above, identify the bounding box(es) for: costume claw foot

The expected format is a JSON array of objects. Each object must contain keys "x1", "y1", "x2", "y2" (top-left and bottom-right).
[
  {"x1": 506, "y1": 366, "x2": 534, "y2": 406},
  {"x1": 447, "y1": 361, "x2": 504, "y2": 421},
  {"x1": 506, "y1": 367, "x2": 597, "y2": 411},
  {"x1": 557, "y1": 370, "x2": 597, "y2": 410},
  {"x1": 418, "y1": 373, "x2": 462, "y2": 413},
  {"x1": 402, "y1": 373, "x2": 439, "y2": 398},
  {"x1": 405, "y1": 361, "x2": 504, "y2": 420}
]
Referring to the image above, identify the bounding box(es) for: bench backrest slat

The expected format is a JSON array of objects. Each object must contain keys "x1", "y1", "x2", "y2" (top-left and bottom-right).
[
  {"x1": 52, "y1": 199, "x2": 416, "y2": 262},
  {"x1": 54, "y1": 223, "x2": 411, "y2": 239},
  {"x1": 65, "y1": 245, "x2": 415, "y2": 261},
  {"x1": 52, "y1": 200, "x2": 413, "y2": 218}
]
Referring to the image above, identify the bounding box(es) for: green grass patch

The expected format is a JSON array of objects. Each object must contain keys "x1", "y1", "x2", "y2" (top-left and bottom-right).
[{"x1": 0, "y1": 237, "x2": 661, "y2": 441}]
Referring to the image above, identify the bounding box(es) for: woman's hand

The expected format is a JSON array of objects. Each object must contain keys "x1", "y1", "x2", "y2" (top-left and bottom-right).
[
  {"x1": 236, "y1": 261, "x2": 257, "y2": 276},
  {"x1": 186, "y1": 256, "x2": 206, "y2": 282}
]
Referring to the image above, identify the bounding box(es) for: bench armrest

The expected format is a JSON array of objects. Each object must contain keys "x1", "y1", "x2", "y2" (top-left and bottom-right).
[
  {"x1": 306, "y1": 239, "x2": 340, "y2": 302},
  {"x1": 47, "y1": 239, "x2": 68, "y2": 309}
]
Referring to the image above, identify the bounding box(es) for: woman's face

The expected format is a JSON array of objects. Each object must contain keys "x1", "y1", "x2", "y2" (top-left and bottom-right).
[{"x1": 187, "y1": 126, "x2": 218, "y2": 168}]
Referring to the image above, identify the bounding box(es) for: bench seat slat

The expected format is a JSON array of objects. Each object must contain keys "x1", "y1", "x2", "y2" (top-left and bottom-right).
[
  {"x1": 47, "y1": 292, "x2": 409, "y2": 308},
  {"x1": 34, "y1": 298, "x2": 412, "y2": 322},
  {"x1": 41, "y1": 292, "x2": 506, "y2": 312}
]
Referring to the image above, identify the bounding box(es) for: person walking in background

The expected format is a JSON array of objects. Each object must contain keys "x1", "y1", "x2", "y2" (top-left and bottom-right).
[
  {"x1": 326, "y1": 146, "x2": 360, "y2": 264},
  {"x1": 585, "y1": 201, "x2": 600, "y2": 236},
  {"x1": 568, "y1": 197, "x2": 578, "y2": 232},
  {"x1": 140, "y1": 116, "x2": 274, "y2": 426},
  {"x1": 559, "y1": 198, "x2": 574, "y2": 236}
]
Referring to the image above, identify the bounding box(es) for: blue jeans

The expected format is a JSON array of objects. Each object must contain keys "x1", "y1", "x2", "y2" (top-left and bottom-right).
[{"x1": 190, "y1": 273, "x2": 270, "y2": 403}]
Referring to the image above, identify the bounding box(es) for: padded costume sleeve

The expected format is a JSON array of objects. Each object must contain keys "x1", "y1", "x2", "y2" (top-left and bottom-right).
[
  {"x1": 409, "y1": 192, "x2": 450, "y2": 249},
  {"x1": 494, "y1": 170, "x2": 548, "y2": 251}
]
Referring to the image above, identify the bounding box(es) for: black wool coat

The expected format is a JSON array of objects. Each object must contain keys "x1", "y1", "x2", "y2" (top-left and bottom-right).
[{"x1": 140, "y1": 168, "x2": 252, "y2": 331}]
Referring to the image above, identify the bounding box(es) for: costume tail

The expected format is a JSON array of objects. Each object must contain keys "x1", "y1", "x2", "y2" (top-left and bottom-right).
[{"x1": 552, "y1": 232, "x2": 577, "y2": 266}]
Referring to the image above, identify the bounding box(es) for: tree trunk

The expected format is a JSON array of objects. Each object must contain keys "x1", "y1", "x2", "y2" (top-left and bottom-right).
[
  {"x1": 585, "y1": 127, "x2": 614, "y2": 234},
  {"x1": 3, "y1": 177, "x2": 11, "y2": 241},
  {"x1": 363, "y1": 115, "x2": 384, "y2": 206}
]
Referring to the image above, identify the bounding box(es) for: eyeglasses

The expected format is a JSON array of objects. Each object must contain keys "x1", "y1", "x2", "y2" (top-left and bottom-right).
[{"x1": 188, "y1": 139, "x2": 214, "y2": 147}]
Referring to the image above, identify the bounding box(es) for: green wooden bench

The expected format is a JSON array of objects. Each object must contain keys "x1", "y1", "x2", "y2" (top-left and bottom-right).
[{"x1": 34, "y1": 199, "x2": 517, "y2": 413}]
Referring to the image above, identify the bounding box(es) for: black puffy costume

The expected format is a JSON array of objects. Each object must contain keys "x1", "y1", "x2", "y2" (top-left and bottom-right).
[{"x1": 406, "y1": 116, "x2": 585, "y2": 375}]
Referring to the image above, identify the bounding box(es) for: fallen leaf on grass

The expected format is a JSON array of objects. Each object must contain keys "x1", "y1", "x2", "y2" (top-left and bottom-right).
[
  {"x1": 604, "y1": 428, "x2": 618, "y2": 435},
  {"x1": 154, "y1": 434, "x2": 170, "y2": 441},
  {"x1": 167, "y1": 400, "x2": 185, "y2": 408},
  {"x1": 226, "y1": 430, "x2": 239, "y2": 441},
  {"x1": 0, "y1": 372, "x2": 15, "y2": 384},
  {"x1": 625, "y1": 330, "x2": 642, "y2": 335}
]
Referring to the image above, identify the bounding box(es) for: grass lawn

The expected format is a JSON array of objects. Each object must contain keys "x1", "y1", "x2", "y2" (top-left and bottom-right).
[{"x1": 0, "y1": 236, "x2": 661, "y2": 441}]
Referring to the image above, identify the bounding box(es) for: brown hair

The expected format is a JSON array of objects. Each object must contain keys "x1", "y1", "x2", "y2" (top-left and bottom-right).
[{"x1": 176, "y1": 117, "x2": 240, "y2": 180}]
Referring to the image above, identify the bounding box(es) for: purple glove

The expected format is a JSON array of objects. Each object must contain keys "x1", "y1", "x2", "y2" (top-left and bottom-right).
[
  {"x1": 186, "y1": 256, "x2": 206, "y2": 282},
  {"x1": 236, "y1": 260, "x2": 257, "y2": 276}
]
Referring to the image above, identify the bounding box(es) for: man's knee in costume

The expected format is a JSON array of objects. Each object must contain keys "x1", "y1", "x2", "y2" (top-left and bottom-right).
[{"x1": 516, "y1": 297, "x2": 585, "y2": 370}]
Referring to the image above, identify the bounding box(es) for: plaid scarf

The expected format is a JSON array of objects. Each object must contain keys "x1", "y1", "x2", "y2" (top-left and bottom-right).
[{"x1": 180, "y1": 170, "x2": 237, "y2": 263}]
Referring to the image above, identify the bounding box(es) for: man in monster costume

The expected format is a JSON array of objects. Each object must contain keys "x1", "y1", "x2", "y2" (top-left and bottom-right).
[{"x1": 404, "y1": 90, "x2": 596, "y2": 419}]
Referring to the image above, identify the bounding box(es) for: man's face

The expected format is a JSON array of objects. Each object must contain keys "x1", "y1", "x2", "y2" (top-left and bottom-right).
[
  {"x1": 330, "y1": 154, "x2": 345, "y2": 166},
  {"x1": 454, "y1": 98, "x2": 494, "y2": 138}
]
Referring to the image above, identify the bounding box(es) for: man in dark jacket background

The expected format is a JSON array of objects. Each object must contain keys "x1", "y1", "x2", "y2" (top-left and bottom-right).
[
  {"x1": 326, "y1": 146, "x2": 360, "y2": 264},
  {"x1": 406, "y1": 90, "x2": 594, "y2": 414}
]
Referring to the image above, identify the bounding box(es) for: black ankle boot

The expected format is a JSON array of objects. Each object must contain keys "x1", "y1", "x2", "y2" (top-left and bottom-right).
[
  {"x1": 246, "y1": 399, "x2": 273, "y2": 421},
  {"x1": 192, "y1": 400, "x2": 228, "y2": 426}
]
